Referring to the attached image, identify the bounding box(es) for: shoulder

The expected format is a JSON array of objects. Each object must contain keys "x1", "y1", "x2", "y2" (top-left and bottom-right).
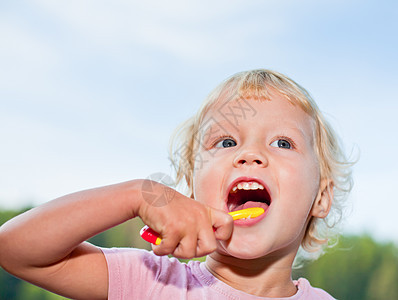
[
  {"x1": 101, "y1": 247, "x2": 164, "y2": 267},
  {"x1": 296, "y1": 278, "x2": 336, "y2": 300},
  {"x1": 101, "y1": 247, "x2": 189, "y2": 278},
  {"x1": 101, "y1": 248, "x2": 207, "y2": 299}
]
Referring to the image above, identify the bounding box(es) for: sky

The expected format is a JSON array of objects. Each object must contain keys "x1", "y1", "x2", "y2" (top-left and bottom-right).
[{"x1": 0, "y1": 0, "x2": 397, "y2": 242}]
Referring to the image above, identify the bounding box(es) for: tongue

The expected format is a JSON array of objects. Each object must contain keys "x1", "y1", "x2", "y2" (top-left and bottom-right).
[{"x1": 232, "y1": 201, "x2": 269, "y2": 212}]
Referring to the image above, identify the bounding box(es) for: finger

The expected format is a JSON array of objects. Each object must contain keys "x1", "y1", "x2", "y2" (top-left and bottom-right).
[
  {"x1": 195, "y1": 229, "x2": 217, "y2": 257},
  {"x1": 151, "y1": 232, "x2": 182, "y2": 256},
  {"x1": 172, "y1": 234, "x2": 198, "y2": 259},
  {"x1": 210, "y1": 208, "x2": 233, "y2": 241}
]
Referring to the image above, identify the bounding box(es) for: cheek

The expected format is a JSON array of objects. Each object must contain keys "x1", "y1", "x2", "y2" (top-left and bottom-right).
[
  {"x1": 278, "y1": 156, "x2": 320, "y2": 203},
  {"x1": 275, "y1": 159, "x2": 321, "y2": 239},
  {"x1": 304, "y1": 158, "x2": 322, "y2": 199},
  {"x1": 192, "y1": 156, "x2": 222, "y2": 206}
]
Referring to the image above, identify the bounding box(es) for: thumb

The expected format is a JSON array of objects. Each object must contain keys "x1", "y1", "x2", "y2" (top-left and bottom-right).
[{"x1": 210, "y1": 208, "x2": 233, "y2": 241}]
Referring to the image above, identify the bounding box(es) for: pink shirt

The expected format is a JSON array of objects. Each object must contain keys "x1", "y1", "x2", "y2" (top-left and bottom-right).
[{"x1": 101, "y1": 248, "x2": 335, "y2": 300}]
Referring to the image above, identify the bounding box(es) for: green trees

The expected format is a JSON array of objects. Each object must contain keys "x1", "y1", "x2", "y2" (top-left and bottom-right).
[
  {"x1": 293, "y1": 235, "x2": 398, "y2": 299},
  {"x1": 1, "y1": 209, "x2": 397, "y2": 299}
]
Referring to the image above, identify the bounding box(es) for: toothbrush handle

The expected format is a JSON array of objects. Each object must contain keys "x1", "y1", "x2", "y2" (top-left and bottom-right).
[{"x1": 139, "y1": 225, "x2": 162, "y2": 245}]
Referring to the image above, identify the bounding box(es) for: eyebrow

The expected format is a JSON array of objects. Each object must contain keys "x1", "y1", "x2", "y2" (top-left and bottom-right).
[
  {"x1": 282, "y1": 123, "x2": 316, "y2": 148},
  {"x1": 286, "y1": 126, "x2": 307, "y2": 139},
  {"x1": 199, "y1": 118, "x2": 234, "y2": 143}
]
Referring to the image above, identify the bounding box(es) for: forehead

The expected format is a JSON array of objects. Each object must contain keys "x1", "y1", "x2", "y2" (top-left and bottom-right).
[{"x1": 200, "y1": 91, "x2": 315, "y2": 137}]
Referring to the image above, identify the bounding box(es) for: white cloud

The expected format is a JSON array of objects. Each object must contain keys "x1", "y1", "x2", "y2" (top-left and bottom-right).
[
  {"x1": 29, "y1": 0, "x2": 290, "y2": 62},
  {"x1": 0, "y1": 17, "x2": 60, "y2": 94}
]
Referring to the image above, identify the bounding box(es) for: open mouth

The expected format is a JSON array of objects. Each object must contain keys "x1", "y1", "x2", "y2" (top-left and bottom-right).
[{"x1": 227, "y1": 181, "x2": 271, "y2": 212}]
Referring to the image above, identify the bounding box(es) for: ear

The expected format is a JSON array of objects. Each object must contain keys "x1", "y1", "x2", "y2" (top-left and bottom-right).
[{"x1": 311, "y1": 179, "x2": 333, "y2": 218}]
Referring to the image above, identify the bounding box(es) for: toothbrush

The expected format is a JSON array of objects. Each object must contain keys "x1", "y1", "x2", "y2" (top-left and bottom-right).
[{"x1": 140, "y1": 207, "x2": 265, "y2": 245}]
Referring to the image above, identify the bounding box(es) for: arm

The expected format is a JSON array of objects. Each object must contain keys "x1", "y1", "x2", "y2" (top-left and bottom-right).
[{"x1": 0, "y1": 180, "x2": 232, "y2": 300}]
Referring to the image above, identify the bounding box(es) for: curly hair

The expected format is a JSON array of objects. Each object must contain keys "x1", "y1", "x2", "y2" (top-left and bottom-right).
[{"x1": 169, "y1": 69, "x2": 354, "y2": 260}]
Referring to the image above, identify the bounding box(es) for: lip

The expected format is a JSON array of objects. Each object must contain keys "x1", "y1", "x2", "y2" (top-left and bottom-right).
[
  {"x1": 233, "y1": 209, "x2": 268, "y2": 227},
  {"x1": 224, "y1": 176, "x2": 272, "y2": 226}
]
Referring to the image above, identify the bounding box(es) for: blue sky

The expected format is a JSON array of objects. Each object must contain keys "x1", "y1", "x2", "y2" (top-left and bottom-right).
[{"x1": 1, "y1": 0, "x2": 397, "y2": 242}]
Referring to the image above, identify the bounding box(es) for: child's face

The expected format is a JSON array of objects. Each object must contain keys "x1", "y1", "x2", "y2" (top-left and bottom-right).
[{"x1": 193, "y1": 90, "x2": 325, "y2": 260}]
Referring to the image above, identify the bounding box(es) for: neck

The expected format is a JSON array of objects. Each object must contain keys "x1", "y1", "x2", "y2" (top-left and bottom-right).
[{"x1": 205, "y1": 251, "x2": 298, "y2": 298}]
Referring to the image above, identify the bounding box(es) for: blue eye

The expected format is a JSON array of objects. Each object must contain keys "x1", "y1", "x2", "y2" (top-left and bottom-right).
[
  {"x1": 270, "y1": 139, "x2": 292, "y2": 149},
  {"x1": 215, "y1": 138, "x2": 237, "y2": 148}
]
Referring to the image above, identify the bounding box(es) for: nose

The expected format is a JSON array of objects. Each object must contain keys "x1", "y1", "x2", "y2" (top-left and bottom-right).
[{"x1": 233, "y1": 147, "x2": 268, "y2": 168}]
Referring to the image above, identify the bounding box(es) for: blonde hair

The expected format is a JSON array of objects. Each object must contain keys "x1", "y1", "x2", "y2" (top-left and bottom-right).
[{"x1": 169, "y1": 69, "x2": 353, "y2": 260}]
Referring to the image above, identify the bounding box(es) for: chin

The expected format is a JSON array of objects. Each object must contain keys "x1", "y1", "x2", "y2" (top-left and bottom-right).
[{"x1": 218, "y1": 241, "x2": 270, "y2": 260}]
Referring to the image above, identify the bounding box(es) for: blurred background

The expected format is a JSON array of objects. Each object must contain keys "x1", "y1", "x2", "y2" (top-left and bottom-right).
[{"x1": 1, "y1": 0, "x2": 397, "y2": 299}]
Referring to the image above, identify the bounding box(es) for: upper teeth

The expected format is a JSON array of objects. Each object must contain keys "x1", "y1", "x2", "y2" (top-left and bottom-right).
[{"x1": 231, "y1": 181, "x2": 265, "y2": 192}]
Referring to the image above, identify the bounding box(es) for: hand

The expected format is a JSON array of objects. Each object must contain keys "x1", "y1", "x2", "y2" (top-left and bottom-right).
[{"x1": 137, "y1": 180, "x2": 233, "y2": 259}]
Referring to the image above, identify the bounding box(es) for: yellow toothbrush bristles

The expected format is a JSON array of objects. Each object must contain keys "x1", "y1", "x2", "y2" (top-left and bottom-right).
[{"x1": 229, "y1": 207, "x2": 265, "y2": 220}]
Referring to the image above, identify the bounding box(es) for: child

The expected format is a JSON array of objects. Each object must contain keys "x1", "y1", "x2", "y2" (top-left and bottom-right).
[{"x1": 0, "y1": 69, "x2": 352, "y2": 299}]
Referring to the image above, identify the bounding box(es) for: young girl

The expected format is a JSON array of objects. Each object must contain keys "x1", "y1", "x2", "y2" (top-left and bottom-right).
[{"x1": 0, "y1": 69, "x2": 352, "y2": 299}]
